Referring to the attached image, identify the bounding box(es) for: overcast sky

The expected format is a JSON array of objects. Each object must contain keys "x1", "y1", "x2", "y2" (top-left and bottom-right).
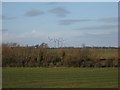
[{"x1": 2, "y1": 2, "x2": 118, "y2": 47}]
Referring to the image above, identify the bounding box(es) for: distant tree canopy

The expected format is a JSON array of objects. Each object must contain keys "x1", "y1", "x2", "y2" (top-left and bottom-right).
[
  {"x1": 2, "y1": 42, "x2": 19, "y2": 47},
  {"x1": 34, "y1": 43, "x2": 49, "y2": 48},
  {"x1": 2, "y1": 43, "x2": 119, "y2": 67},
  {"x1": 40, "y1": 43, "x2": 49, "y2": 48}
]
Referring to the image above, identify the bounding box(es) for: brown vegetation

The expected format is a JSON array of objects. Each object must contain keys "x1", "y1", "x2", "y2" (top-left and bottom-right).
[{"x1": 2, "y1": 43, "x2": 119, "y2": 67}]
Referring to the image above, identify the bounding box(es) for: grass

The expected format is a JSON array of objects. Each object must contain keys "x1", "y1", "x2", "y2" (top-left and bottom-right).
[
  {"x1": 48, "y1": 48, "x2": 118, "y2": 58},
  {"x1": 2, "y1": 67, "x2": 118, "y2": 88}
]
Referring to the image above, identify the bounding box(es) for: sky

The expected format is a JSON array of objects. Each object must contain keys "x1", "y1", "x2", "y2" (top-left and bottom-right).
[{"x1": 1, "y1": 2, "x2": 118, "y2": 47}]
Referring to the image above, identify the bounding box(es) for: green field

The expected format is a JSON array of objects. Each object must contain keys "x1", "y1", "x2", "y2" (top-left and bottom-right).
[{"x1": 3, "y1": 68, "x2": 118, "y2": 88}]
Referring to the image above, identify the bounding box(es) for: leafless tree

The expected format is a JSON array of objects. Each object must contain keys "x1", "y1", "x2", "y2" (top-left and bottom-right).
[{"x1": 48, "y1": 37, "x2": 65, "y2": 48}]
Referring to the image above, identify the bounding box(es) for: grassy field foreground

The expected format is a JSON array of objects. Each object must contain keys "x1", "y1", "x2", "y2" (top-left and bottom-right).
[{"x1": 3, "y1": 68, "x2": 118, "y2": 88}]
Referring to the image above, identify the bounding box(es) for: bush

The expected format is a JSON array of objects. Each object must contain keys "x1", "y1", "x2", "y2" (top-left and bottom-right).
[{"x1": 2, "y1": 43, "x2": 118, "y2": 67}]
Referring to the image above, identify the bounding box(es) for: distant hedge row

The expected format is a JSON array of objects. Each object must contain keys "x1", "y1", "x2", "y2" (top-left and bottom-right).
[{"x1": 2, "y1": 43, "x2": 119, "y2": 67}]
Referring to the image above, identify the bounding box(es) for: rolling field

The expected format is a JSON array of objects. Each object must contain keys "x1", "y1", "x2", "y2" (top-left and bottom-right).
[{"x1": 2, "y1": 68, "x2": 118, "y2": 88}]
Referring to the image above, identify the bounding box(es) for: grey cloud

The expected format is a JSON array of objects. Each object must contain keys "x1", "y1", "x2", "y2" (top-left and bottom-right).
[
  {"x1": 59, "y1": 19, "x2": 92, "y2": 25},
  {"x1": 0, "y1": 29, "x2": 8, "y2": 33},
  {"x1": 0, "y1": 29, "x2": 8, "y2": 31},
  {"x1": 99, "y1": 17, "x2": 118, "y2": 23},
  {"x1": 49, "y1": 7, "x2": 70, "y2": 17},
  {"x1": 59, "y1": 17, "x2": 118, "y2": 26},
  {"x1": 25, "y1": 10, "x2": 44, "y2": 17},
  {"x1": 47, "y1": 2, "x2": 59, "y2": 5},
  {"x1": 1, "y1": 15, "x2": 16, "y2": 20},
  {"x1": 76, "y1": 24, "x2": 117, "y2": 30}
]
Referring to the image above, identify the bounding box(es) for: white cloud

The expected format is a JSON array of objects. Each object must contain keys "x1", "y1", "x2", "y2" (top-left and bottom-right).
[
  {"x1": 2, "y1": 30, "x2": 71, "y2": 45},
  {"x1": 18, "y1": 30, "x2": 44, "y2": 38},
  {"x1": 2, "y1": 29, "x2": 117, "y2": 47}
]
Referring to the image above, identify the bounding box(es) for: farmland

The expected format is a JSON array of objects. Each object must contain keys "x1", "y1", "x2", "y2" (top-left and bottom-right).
[
  {"x1": 2, "y1": 43, "x2": 119, "y2": 67},
  {"x1": 2, "y1": 43, "x2": 119, "y2": 88},
  {"x1": 2, "y1": 67, "x2": 118, "y2": 88}
]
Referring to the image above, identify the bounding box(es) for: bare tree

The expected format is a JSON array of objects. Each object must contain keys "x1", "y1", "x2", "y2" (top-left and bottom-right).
[{"x1": 48, "y1": 37, "x2": 66, "y2": 48}]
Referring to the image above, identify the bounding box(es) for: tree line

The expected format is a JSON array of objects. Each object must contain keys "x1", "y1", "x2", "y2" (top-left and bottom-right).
[{"x1": 2, "y1": 43, "x2": 119, "y2": 67}]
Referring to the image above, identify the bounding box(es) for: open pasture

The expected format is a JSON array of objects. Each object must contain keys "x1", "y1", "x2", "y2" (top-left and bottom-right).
[{"x1": 3, "y1": 67, "x2": 118, "y2": 88}]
